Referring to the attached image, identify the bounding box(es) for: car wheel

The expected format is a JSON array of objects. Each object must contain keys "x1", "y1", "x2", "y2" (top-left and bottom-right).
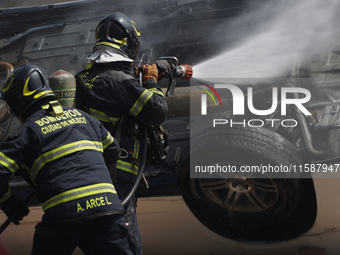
[{"x1": 177, "y1": 125, "x2": 308, "y2": 242}]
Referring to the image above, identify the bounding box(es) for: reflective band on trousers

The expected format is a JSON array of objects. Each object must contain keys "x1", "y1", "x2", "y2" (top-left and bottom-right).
[
  {"x1": 89, "y1": 107, "x2": 119, "y2": 126},
  {"x1": 31, "y1": 140, "x2": 103, "y2": 181},
  {"x1": 129, "y1": 90, "x2": 153, "y2": 117},
  {"x1": 0, "y1": 152, "x2": 19, "y2": 173},
  {"x1": 117, "y1": 160, "x2": 138, "y2": 175},
  {"x1": 0, "y1": 186, "x2": 11, "y2": 203},
  {"x1": 42, "y1": 183, "x2": 117, "y2": 211}
]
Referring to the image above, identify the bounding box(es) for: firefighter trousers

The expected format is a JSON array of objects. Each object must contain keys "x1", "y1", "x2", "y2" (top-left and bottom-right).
[
  {"x1": 115, "y1": 182, "x2": 143, "y2": 255},
  {"x1": 31, "y1": 214, "x2": 134, "y2": 255}
]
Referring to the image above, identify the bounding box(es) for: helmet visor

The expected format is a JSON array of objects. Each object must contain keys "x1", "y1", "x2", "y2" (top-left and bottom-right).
[{"x1": 109, "y1": 21, "x2": 128, "y2": 41}]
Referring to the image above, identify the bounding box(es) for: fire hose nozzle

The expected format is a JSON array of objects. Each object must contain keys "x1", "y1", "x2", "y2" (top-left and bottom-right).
[{"x1": 175, "y1": 64, "x2": 193, "y2": 80}]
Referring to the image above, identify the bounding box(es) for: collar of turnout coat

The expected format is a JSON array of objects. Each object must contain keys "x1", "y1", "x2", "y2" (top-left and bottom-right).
[{"x1": 87, "y1": 45, "x2": 134, "y2": 64}]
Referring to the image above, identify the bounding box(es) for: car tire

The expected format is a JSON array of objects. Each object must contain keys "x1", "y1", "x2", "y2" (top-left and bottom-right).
[{"x1": 177, "y1": 125, "x2": 306, "y2": 242}]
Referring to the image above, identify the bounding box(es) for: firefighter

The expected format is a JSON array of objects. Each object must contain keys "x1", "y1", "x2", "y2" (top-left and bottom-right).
[
  {"x1": 0, "y1": 64, "x2": 133, "y2": 255},
  {"x1": 74, "y1": 12, "x2": 169, "y2": 255}
]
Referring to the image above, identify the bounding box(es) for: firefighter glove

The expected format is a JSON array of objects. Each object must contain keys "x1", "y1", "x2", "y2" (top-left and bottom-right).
[
  {"x1": 1, "y1": 195, "x2": 29, "y2": 225},
  {"x1": 135, "y1": 64, "x2": 158, "y2": 83},
  {"x1": 154, "y1": 59, "x2": 175, "y2": 80}
]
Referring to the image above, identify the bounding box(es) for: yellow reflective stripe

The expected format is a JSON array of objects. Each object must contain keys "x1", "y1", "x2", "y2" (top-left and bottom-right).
[
  {"x1": 129, "y1": 90, "x2": 152, "y2": 117},
  {"x1": 0, "y1": 186, "x2": 12, "y2": 203},
  {"x1": 0, "y1": 152, "x2": 19, "y2": 173},
  {"x1": 2, "y1": 75, "x2": 14, "y2": 92},
  {"x1": 117, "y1": 160, "x2": 138, "y2": 175},
  {"x1": 31, "y1": 140, "x2": 103, "y2": 181},
  {"x1": 132, "y1": 138, "x2": 139, "y2": 159},
  {"x1": 112, "y1": 37, "x2": 128, "y2": 45},
  {"x1": 23, "y1": 77, "x2": 37, "y2": 96},
  {"x1": 34, "y1": 90, "x2": 53, "y2": 99},
  {"x1": 102, "y1": 132, "x2": 114, "y2": 149},
  {"x1": 85, "y1": 63, "x2": 94, "y2": 70},
  {"x1": 148, "y1": 88, "x2": 164, "y2": 97},
  {"x1": 42, "y1": 183, "x2": 116, "y2": 211},
  {"x1": 41, "y1": 104, "x2": 49, "y2": 109},
  {"x1": 96, "y1": 41, "x2": 121, "y2": 49},
  {"x1": 89, "y1": 108, "x2": 119, "y2": 126},
  {"x1": 131, "y1": 24, "x2": 141, "y2": 37},
  {"x1": 151, "y1": 90, "x2": 164, "y2": 96}
]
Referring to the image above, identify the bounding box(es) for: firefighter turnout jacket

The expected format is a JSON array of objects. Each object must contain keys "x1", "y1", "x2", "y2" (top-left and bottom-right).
[
  {"x1": 75, "y1": 62, "x2": 168, "y2": 183},
  {"x1": 0, "y1": 106, "x2": 124, "y2": 223}
]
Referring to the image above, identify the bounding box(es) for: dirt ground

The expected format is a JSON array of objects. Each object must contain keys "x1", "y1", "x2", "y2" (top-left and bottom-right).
[{"x1": 0, "y1": 0, "x2": 77, "y2": 8}]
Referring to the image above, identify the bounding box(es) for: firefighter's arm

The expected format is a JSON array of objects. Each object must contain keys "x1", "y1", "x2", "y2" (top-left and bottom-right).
[
  {"x1": 0, "y1": 192, "x2": 29, "y2": 225},
  {"x1": 0, "y1": 137, "x2": 29, "y2": 225},
  {"x1": 116, "y1": 77, "x2": 168, "y2": 126},
  {"x1": 130, "y1": 86, "x2": 168, "y2": 126},
  {"x1": 136, "y1": 60, "x2": 175, "y2": 83},
  {"x1": 134, "y1": 63, "x2": 158, "y2": 85}
]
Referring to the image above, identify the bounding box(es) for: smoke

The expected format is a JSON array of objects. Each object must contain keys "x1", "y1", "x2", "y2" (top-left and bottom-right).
[{"x1": 194, "y1": 0, "x2": 340, "y2": 78}]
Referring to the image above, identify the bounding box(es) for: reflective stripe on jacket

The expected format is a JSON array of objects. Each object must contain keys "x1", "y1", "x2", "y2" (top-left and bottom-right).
[
  {"x1": 75, "y1": 62, "x2": 168, "y2": 183},
  {"x1": 0, "y1": 106, "x2": 123, "y2": 223}
]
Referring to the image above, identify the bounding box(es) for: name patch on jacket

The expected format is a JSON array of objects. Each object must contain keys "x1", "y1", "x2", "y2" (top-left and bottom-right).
[
  {"x1": 35, "y1": 109, "x2": 87, "y2": 134},
  {"x1": 77, "y1": 196, "x2": 112, "y2": 212}
]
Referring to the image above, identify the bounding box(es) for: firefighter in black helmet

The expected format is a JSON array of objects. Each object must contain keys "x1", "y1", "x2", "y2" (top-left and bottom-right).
[
  {"x1": 95, "y1": 12, "x2": 141, "y2": 61},
  {"x1": 75, "y1": 13, "x2": 170, "y2": 255},
  {"x1": 0, "y1": 64, "x2": 133, "y2": 255}
]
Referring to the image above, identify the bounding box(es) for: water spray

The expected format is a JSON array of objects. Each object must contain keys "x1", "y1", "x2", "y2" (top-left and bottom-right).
[{"x1": 193, "y1": 0, "x2": 339, "y2": 79}]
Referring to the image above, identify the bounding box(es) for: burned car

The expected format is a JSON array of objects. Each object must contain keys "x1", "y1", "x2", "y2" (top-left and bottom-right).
[{"x1": 1, "y1": 0, "x2": 340, "y2": 254}]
